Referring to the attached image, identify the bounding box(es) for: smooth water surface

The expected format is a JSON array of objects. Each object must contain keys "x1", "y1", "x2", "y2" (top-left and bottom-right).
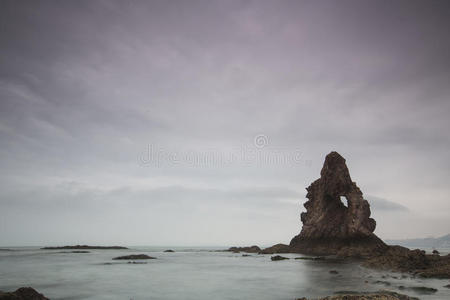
[{"x1": 0, "y1": 246, "x2": 449, "y2": 299}]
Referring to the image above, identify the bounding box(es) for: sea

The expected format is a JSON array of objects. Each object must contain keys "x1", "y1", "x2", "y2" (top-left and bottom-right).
[{"x1": 0, "y1": 246, "x2": 449, "y2": 300}]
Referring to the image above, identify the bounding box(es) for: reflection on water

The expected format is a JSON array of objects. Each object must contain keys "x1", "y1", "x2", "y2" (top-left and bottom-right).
[{"x1": 0, "y1": 247, "x2": 449, "y2": 300}]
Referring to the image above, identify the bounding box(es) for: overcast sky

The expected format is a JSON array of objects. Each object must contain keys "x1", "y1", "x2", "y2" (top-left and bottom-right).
[{"x1": 1, "y1": 0, "x2": 449, "y2": 246}]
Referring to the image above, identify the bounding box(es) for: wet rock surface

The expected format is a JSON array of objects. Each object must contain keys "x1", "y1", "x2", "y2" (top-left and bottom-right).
[
  {"x1": 0, "y1": 287, "x2": 49, "y2": 300},
  {"x1": 398, "y1": 286, "x2": 437, "y2": 295}
]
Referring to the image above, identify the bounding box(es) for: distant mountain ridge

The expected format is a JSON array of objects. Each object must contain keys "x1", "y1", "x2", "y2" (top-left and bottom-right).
[{"x1": 386, "y1": 234, "x2": 450, "y2": 249}]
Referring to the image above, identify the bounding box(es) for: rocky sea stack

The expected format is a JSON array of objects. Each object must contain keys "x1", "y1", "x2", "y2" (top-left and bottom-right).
[{"x1": 289, "y1": 151, "x2": 387, "y2": 257}]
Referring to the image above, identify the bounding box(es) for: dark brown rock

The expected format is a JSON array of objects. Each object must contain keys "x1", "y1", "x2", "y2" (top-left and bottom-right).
[
  {"x1": 289, "y1": 152, "x2": 387, "y2": 257},
  {"x1": 0, "y1": 287, "x2": 49, "y2": 300},
  {"x1": 227, "y1": 245, "x2": 261, "y2": 253},
  {"x1": 259, "y1": 243, "x2": 291, "y2": 254},
  {"x1": 271, "y1": 255, "x2": 289, "y2": 261},
  {"x1": 112, "y1": 254, "x2": 156, "y2": 260}
]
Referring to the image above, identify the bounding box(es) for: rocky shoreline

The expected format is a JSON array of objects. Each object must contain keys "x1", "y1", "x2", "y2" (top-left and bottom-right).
[{"x1": 296, "y1": 290, "x2": 418, "y2": 300}]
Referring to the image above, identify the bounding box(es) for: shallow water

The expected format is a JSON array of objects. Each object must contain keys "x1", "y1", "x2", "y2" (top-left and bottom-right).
[{"x1": 0, "y1": 246, "x2": 449, "y2": 299}]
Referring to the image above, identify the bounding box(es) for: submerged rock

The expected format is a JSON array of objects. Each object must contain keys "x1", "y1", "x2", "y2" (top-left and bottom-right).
[
  {"x1": 113, "y1": 254, "x2": 156, "y2": 260},
  {"x1": 55, "y1": 250, "x2": 90, "y2": 254},
  {"x1": 289, "y1": 152, "x2": 387, "y2": 257},
  {"x1": 271, "y1": 255, "x2": 289, "y2": 261},
  {"x1": 0, "y1": 287, "x2": 49, "y2": 300},
  {"x1": 373, "y1": 280, "x2": 391, "y2": 286},
  {"x1": 227, "y1": 245, "x2": 261, "y2": 253},
  {"x1": 401, "y1": 286, "x2": 438, "y2": 294}
]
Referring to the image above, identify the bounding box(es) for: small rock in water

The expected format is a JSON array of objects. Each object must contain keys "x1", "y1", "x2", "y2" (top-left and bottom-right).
[
  {"x1": 228, "y1": 246, "x2": 261, "y2": 253},
  {"x1": 0, "y1": 287, "x2": 49, "y2": 300},
  {"x1": 113, "y1": 254, "x2": 156, "y2": 260},
  {"x1": 271, "y1": 255, "x2": 289, "y2": 261},
  {"x1": 329, "y1": 270, "x2": 339, "y2": 274},
  {"x1": 164, "y1": 249, "x2": 175, "y2": 252}
]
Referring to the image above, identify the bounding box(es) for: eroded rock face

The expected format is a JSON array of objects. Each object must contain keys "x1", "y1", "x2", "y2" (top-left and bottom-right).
[{"x1": 289, "y1": 151, "x2": 387, "y2": 256}]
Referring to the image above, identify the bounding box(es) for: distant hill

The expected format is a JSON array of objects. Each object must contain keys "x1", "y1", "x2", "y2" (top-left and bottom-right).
[{"x1": 386, "y1": 234, "x2": 450, "y2": 249}]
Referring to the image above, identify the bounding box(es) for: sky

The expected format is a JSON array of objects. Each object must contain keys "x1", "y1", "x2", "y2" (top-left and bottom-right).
[{"x1": 0, "y1": 0, "x2": 449, "y2": 246}]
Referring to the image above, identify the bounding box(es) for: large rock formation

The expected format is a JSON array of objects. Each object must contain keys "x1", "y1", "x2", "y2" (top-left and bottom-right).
[
  {"x1": 260, "y1": 151, "x2": 450, "y2": 277},
  {"x1": 289, "y1": 151, "x2": 387, "y2": 257}
]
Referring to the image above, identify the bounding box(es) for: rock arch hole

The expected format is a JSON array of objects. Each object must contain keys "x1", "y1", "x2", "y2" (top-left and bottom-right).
[{"x1": 340, "y1": 196, "x2": 349, "y2": 208}]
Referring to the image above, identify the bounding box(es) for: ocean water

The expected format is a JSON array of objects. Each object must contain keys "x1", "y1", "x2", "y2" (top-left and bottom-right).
[{"x1": 0, "y1": 246, "x2": 449, "y2": 300}]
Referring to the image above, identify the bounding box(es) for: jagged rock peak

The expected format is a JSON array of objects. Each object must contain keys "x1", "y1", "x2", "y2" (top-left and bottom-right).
[{"x1": 289, "y1": 151, "x2": 385, "y2": 256}]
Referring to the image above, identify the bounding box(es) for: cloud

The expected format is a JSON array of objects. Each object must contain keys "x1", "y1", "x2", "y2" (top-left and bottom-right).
[
  {"x1": 1, "y1": 0, "x2": 450, "y2": 245},
  {"x1": 365, "y1": 195, "x2": 409, "y2": 212}
]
